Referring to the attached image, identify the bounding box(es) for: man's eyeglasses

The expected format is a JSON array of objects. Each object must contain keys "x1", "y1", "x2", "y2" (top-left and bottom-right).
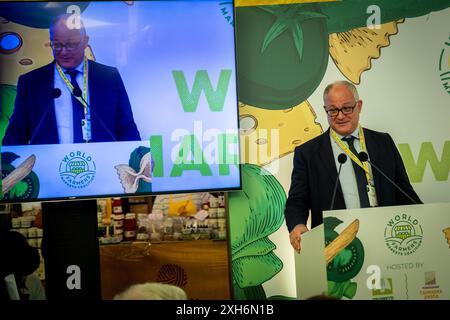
[
  {"x1": 50, "y1": 41, "x2": 81, "y2": 52},
  {"x1": 324, "y1": 102, "x2": 358, "y2": 117}
]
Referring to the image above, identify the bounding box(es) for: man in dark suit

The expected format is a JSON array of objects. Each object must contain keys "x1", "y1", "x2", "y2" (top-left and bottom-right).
[
  {"x1": 285, "y1": 80, "x2": 421, "y2": 252},
  {"x1": 2, "y1": 14, "x2": 140, "y2": 145}
]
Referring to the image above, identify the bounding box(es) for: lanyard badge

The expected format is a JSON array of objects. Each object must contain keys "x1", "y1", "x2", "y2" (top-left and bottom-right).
[{"x1": 81, "y1": 118, "x2": 92, "y2": 142}]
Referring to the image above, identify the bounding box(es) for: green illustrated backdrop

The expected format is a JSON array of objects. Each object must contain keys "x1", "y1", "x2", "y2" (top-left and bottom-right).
[{"x1": 230, "y1": 0, "x2": 450, "y2": 300}]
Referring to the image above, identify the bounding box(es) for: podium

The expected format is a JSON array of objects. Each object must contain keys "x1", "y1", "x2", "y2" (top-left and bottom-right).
[{"x1": 295, "y1": 203, "x2": 450, "y2": 300}]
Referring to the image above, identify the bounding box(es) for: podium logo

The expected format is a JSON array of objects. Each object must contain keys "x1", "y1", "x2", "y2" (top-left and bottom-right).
[
  {"x1": 384, "y1": 214, "x2": 423, "y2": 256},
  {"x1": 59, "y1": 151, "x2": 96, "y2": 189},
  {"x1": 372, "y1": 278, "x2": 394, "y2": 300}
]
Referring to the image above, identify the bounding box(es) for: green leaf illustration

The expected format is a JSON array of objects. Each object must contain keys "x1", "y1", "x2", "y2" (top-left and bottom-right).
[
  {"x1": 232, "y1": 251, "x2": 283, "y2": 288},
  {"x1": 328, "y1": 280, "x2": 357, "y2": 299},
  {"x1": 229, "y1": 164, "x2": 286, "y2": 292},
  {"x1": 229, "y1": 165, "x2": 285, "y2": 253},
  {"x1": 9, "y1": 181, "x2": 28, "y2": 198},
  {"x1": 234, "y1": 285, "x2": 267, "y2": 300},
  {"x1": 324, "y1": 216, "x2": 343, "y2": 231},
  {"x1": 261, "y1": 20, "x2": 288, "y2": 53},
  {"x1": 233, "y1": 237, "x2": 276, "y2": 261},
  {"x1": 258, "y1": 5, "x2": 327, "y2": 60},
  {"x1": 0, "y1": 85, "x2": 17, "y2": 142},
  {"x1": 292, "y1": 22, "x2": 304, "y2": 60}
]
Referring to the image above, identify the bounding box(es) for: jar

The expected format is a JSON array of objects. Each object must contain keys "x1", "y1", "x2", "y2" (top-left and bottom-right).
[
  {"x1": 21, "y1": 216, "x2": 32, "y2": 228},
  {"x1": 209, "y1": 218, "x2": 218, "y2": 229},
  {"x1": 217, "y1": 207, "x2": 226, "y2": 218},
  {"x1": 11, "y1": 218, "x2": 20, "y2": 229},
  {"x1": 136, "y1": 233, "x2": 149, "y2": 241},
  {"x1": 28, "y1": 238, "x2": 38, "y2": 248},
  {"x1": 218, "y1": 193, "x2": 226, "y2": 208},
  {"x1": 217, "y1": 218, "x2": 226, "y2": 229},
  {"x1": 209, "y1": 197, "x2": 219, "y2": 208},
  {"x1": 114, "y1": 219, "x2": 124, "y2": 229},
  {"x1": 208, "y1": 207, "x2": 218, "y2": 218},
  {"x1": 112, "y1": 198, "x2": 123, "y2": 214},
  {"x1": 28, "y1": 227, "x2": 37, "y2": 238},
  {"x1": 218, "y1": 228, "x2": 227, "y2": 240},
  {"x1": 123, "y1": 213, "x2": 137, "y2": 241}
]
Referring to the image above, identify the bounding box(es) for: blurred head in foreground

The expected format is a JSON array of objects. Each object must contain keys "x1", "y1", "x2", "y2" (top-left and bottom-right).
[{"x1": 113, "y1": 282, "x2": 187, "y2": 300}]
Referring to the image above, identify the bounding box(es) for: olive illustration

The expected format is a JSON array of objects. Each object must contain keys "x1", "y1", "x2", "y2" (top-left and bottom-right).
[{"x1": 1, "y1": 162, "x2": 40, "y2": 200}]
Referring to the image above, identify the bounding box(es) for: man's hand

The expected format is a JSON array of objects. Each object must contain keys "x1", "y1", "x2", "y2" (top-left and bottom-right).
[{"x1": 289, "y1": 224, "x2": 309, "y2": 253}]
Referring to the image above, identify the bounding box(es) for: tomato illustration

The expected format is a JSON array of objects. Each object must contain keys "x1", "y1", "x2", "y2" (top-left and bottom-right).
[{"x1": 235, "y1": 4, "x2": 329, "y2": 109}]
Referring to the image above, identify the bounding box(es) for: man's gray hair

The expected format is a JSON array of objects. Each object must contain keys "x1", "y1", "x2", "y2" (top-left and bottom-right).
[
  {"x1": 49, "y1": 13, "x2": 86, "y2": 40},
  {"x1": 113, "y1": 282, "x2": 188, "y2": 300},
  {"x1": 323, "y1": 80, "x2": 359, "y2": 102}
]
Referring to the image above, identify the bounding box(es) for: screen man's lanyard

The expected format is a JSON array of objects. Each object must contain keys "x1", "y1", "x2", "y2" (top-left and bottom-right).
[{"x1": 56, "y1": 56, "x2": 91, "y2": 142}]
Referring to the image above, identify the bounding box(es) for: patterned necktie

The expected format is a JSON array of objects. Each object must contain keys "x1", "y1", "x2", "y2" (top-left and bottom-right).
[
  {"x1": 342, "y1": 136, "x2": 370, "y2": 208},
  {"x1": 65, "y1": 69, "x2": 83, "y2": 143}
]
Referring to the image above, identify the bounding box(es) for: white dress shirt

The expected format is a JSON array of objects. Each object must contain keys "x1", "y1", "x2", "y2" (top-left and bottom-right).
[
  {"x1": 53, "y1": 60, "x2": 89, "y2": 144},
  {"x1": 330, "y1": 127, "x2": 375, "y2": 209}
]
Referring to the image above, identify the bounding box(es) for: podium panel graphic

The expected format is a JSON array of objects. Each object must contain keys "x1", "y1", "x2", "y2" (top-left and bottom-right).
[{"x1": 295, "y1": 203, "x2": 450, "y2": 300}]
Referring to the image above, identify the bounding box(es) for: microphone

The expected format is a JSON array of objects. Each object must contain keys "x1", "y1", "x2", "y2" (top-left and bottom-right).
[
  {"x1": 357, "y1": 151, "x2": 418, "y2": 204},
  {"x1": 330, "y1": 153, "x2": 348, "y2": 210},
  {"x1": 54, "y1": 88, "x2": 62, "y2": 98},
  {"x1": 71, "y1": 89, "x2": 117, "y2": 142},
  {"x1": 72, "y1": 87, "x2": 82, "y2": 98},
  {"x1": 28, "y1": 88, "x2": 62, "y2": 144}
]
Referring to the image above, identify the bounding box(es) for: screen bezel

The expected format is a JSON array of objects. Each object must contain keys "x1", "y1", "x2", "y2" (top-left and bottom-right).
[{"x1": 0, "y1": 0, "x2": 242, "y2": 203}]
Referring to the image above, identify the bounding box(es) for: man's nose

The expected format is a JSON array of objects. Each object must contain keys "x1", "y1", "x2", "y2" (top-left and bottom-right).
[{"x1": 336, "y1": 110, "x2": 346, "y2": 119}]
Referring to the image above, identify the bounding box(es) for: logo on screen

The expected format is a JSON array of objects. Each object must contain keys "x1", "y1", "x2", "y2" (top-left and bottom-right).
[
  {"x1": 384, "y1": 214, "x2": 423, "y2": 256},
  {"x1": 219, "y1": 2, "x2": 234, "y2": 26},
  {"x1": 59, "y1": 151, "x2": 96, "y2": 189},
  {"x1": 438, "y1": 35, "x2": 450, "y2": 96}
]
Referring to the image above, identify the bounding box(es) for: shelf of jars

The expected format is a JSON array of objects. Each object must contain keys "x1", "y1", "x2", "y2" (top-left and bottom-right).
[{"x1": 97, "y1": 192, "x2": 228, "y2": 245}]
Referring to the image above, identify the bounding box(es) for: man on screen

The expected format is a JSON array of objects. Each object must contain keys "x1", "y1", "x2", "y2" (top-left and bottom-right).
[
  {"x1": 2, "y1": 14, "x2": 141, "y2": 145},
  {"x1": 284, "y1": 80, "x2": 422, "y2": 252}
]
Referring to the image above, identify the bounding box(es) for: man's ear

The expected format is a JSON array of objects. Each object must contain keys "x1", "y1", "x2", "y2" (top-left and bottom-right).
[{"x1": 357, "y1": 100, "x2": 363, "y2": 112}]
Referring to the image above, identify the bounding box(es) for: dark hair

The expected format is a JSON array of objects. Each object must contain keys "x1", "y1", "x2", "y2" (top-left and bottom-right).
[{"x1": 0, "y1": 231, "x2": 40, "y2": 300}]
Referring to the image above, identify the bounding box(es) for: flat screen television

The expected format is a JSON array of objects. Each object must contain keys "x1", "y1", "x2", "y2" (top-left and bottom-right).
[{"x1": 0, "y1": 0, "x2": 240, "y2": 202}]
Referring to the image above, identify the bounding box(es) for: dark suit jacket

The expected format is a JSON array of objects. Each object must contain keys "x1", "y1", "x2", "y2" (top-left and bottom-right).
[
  {"x1": 2, "y1": 60, "x2": 141, "y2": 145},
  {"x1": 284, "y1": 128, "x2": 422, "y2": 231}
]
